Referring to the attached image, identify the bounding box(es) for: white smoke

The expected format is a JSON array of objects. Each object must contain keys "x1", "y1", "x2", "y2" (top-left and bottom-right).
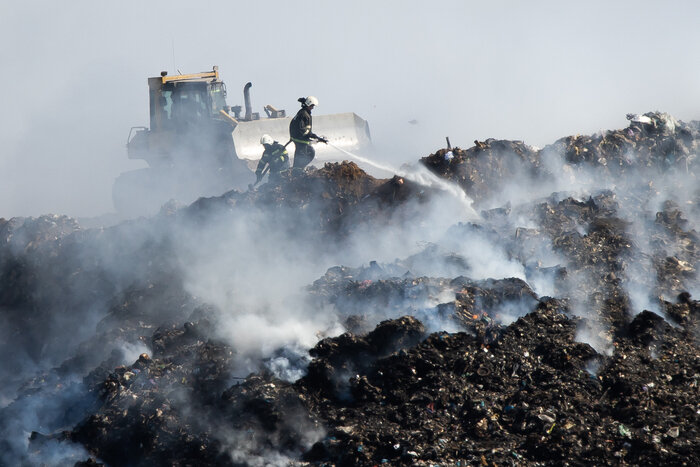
[
  {"x1": 2, "y1": 110, "x2": 700, "y2": 464},
  {"x1": 173, "y1": 173, "x2": 478, "y2": 374}
]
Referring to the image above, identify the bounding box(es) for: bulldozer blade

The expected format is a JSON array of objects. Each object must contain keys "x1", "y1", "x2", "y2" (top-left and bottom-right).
[{"x1": 232, "y1": 112, "x2": 371, "y2": 163}]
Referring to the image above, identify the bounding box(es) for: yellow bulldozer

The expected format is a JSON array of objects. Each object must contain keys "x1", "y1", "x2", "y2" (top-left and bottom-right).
[{"x1": 113, "y1": 66, "x2": 371, "y2": 215}]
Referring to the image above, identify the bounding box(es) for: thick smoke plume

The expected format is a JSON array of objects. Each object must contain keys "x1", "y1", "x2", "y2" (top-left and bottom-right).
[{"x1": 1, "y1": 111, "x2": 699, "y2": 464}]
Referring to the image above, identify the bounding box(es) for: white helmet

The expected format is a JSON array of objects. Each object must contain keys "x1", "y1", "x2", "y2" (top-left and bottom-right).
[
  {"x1": 260, "y1": 134, "x2": 273, "y2": 145},
  {"x1": 305, "y1": 96, "x2": 319, "y2": 107}
]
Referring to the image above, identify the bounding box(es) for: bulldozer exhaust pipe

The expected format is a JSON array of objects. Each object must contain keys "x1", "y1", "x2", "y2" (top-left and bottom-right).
[{"x1": 244, "y1": 82, "x2": 253, "y2": 121}]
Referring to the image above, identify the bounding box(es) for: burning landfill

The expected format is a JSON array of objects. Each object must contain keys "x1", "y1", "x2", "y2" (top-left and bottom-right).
[{"x1": 1, "y1": 111, "x2": 699, "y2": 466}]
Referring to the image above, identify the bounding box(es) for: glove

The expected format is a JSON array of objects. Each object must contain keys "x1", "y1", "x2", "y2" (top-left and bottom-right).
[{"x1": 319, "y1": 137, "x2": 329, "y2": 144}]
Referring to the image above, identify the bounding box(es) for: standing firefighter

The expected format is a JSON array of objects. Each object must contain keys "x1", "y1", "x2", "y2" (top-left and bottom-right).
[
  {"x1": 255, "y1": 134, "x2": 290, "y2": 183},
  {"x1": 289, "y1": 96, "x2": 327, "y2": 169}
]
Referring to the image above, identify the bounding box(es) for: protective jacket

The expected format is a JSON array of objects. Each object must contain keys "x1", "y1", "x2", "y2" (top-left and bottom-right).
[
  {"x1": 289, "y1": 107, "x2": 319, "y2": 144},
  {"x1": 256, "y1": 142, "x2": 290, "y2": 179}
]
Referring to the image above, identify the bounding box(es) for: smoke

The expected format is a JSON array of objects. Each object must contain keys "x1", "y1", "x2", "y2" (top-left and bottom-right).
[
  {"x1": 493, "y1": 300, "x2": 537, "y2": 326},
  {"x1": 23, "y1": 437, "x2": 93, "y2": 467},
  {"x1": 117, "y1": 340, "x2": 152, "y2": 366},
  {"x1": 264, "y1": 348, "x2": 311, "y2": 382},
  {"x1": 1, "y1": 96, "x2": 485, "y2": 462},
  {"x1": 575, "y1": 317, "x2": 614, "y2": 356},
  {"x1": 170, "y1": 168, "x2": 481, "y2": 374},
  {"x1": 0, "y1": 377, "x2": 96, "y2": 466},
  {"x1": 154, "y1": 116, "x2": 700, "y2": 394},
  {"x1": 0, "y1": 2, "x2": 699, "y2": 463},
  {"x1": 2, "y1": 120, "x2": 699, "y2": 463},
  {"x1": 3, "y1": 65, "x2": 700, "y2": 464},
  {"x1": 226, "y1": 414, "x2": 324, "y2": 467},
  {"x1": 442, "y1": 223, "x2": 526, "y2": 281},
  {"x1": 0, "y1": 214, "x2": 195, "y2": 464}
]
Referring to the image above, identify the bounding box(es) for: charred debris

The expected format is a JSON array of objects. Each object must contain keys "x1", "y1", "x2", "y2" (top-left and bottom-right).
[{"x1": 1, "y1": 111, "x2": 699, "y2": 465}]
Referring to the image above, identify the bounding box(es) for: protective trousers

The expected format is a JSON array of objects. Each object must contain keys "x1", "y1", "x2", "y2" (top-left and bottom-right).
[{"x1": 293, "y1": 142, "x2": 315, "y2": 169}]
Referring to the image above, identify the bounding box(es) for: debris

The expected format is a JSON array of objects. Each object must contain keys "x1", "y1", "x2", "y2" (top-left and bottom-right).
[{"x1": 2, "y1": 112, "x2": 700, "y2": 466}]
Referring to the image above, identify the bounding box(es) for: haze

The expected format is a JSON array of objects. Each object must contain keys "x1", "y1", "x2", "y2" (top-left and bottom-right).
[{"x1": 1, "y1": 0, "x2": 699, "y2": 218}]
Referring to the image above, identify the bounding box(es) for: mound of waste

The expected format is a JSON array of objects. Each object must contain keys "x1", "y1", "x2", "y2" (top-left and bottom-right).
[
  {"x1": 298, "y1": 304, "x2": 699, "y2": 466},
  {"x1": 1, "y1": 112, "x2": 700, "y2": 465},
  {"x1": 422, "y1": 111, "x2": 700, "y2": 205}
]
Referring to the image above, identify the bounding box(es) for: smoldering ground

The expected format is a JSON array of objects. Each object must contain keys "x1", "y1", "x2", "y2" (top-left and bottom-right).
[
  {"x1": 2, "y1": 111, "x2": 700, "y2": 464},
  {"x1": 424, "y1": 115, "x2": 700, "y2": 344},
  {"x1": 0, "y1": 162, "x2": 489, "y2": 463}
]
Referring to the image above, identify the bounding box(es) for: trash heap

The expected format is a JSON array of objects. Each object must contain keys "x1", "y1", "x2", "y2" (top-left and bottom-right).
[
  {"x1": 422, "y1": 111, "x2": 700, "y2": 204},
  {"x1": 188, "y1": 161, "x2": 428, "y2": 239},
  {"x1": 298, "y1": 304, "x2": 699, "y2": 465},
  {"x1": 1, "y1": 112, "x2": 699, "y2": 466}
]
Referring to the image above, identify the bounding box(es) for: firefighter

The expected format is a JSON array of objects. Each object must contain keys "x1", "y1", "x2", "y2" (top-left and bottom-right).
[
  {"x1": 289, "y1": 96, "x2": 327, "y2": 169},
  {"x1": 255, "y1": 134, "x2": 290, "y2": 183}
]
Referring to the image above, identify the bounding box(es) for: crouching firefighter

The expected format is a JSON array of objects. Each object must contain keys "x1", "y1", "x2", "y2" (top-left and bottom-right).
[
  {"x1": 289, "y1": 95, "x2": 327, "y2": 169},
  {"x1": 256, "y1": 134, "x2": 290, "y2": 183}
]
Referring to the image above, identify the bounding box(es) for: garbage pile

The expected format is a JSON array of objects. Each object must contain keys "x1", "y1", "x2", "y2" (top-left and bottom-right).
[
  {"x1": 422, "y1": 111, "x2": 700, "y2": 205},
  {"x1": 1, "y1": 112, "x2": 699, "y2": 465},
  {"x1": 298, "y1": 304, "x2": 699, "y2": 465},
  {"x1": 187, "y1": 161, "x2": 429, "y2": 240}
]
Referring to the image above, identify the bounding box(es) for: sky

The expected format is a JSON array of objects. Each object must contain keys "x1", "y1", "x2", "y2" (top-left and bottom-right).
[{"x1": 1, "y1": 0, "x2": 700, "y2": 218}]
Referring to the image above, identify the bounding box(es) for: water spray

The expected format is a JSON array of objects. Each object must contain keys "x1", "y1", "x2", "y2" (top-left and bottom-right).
[
  {"x1": 326, "y1": 141, "x2": 478, "y2": 219},
  {"x1": 325, "y1": 141, "x2": 397, "y2": 174}
]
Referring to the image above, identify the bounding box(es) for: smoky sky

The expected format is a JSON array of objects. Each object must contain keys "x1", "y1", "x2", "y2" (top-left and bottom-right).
[{"x1": 1, "y1": 0, "x2": 700, "y2": 218}]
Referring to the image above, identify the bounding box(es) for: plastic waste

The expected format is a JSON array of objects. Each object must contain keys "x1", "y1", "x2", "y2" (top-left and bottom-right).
[
  {"x1": 538, "y1": 414, "x2": 555, "y2": 424},
  {"x1": 626, "y1": 113, "x2": 653, "y2": 124},
  {"x1": 618, "y1": 424, "x2": 631, "y2": 438}
]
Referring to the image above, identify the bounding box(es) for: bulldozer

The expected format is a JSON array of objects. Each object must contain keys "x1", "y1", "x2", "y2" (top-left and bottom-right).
[{"x1": 113, "y1": 66, "x2": 371, "y2": 215}]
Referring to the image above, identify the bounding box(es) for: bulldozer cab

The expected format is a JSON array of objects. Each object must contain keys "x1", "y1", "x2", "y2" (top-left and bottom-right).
[
  {"x1": 148, "y1": 70, "x2": 227, "y2": 132},
  {"x1": 127, "y1": 67, "x2": 235, "y2": 167}
]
